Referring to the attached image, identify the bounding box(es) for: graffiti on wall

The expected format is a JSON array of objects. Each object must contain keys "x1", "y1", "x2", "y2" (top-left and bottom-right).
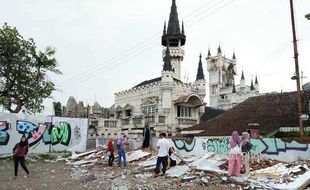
[
  {"x1": 202, "y1": 138, "x2": 230, "y2": 154},
  {"x1": 0, "y1": 121, "x2": 10, "y2": 145},
  {"x1": 173, "y1": 138, "x2": 309, "y2": 155},
  {"x1": 251, "y1": 138, "x2": 308, "y2": 155},
  {"x1": 1, "y1": 120, "x2": 72, "y2": 147},
  {"x1": 173, "y1": 139, "x2": 196, "y2": 152}
]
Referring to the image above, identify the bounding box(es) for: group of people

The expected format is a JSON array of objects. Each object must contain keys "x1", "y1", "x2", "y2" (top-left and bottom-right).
[
  {"x1": 107, "y1": 133, "x2": 128, "y2": 167},
  {"x1": 11, "y1": 127, "x2": 251, "y2": 179},
  {"x1": 228, "y1": 131, "x2": 252, "y2": 177}
]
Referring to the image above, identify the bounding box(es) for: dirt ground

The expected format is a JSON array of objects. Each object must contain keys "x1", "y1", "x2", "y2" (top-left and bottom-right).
[{"x1": 0, "y1": 158, "x2": 232, "y2": 190}]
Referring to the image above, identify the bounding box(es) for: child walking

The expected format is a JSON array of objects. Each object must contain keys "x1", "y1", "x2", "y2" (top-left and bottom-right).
[{"x1": 107, "y1": 136, "x2": 115, "y2": 166}]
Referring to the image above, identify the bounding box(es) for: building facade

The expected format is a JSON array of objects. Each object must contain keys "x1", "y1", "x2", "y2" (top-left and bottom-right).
[
  {"x1": 207, "y1": 47, "x2": 260, "y2": 110},
  {"x1": 106, "y1": 0, "x2": 206, "y2": 137}
]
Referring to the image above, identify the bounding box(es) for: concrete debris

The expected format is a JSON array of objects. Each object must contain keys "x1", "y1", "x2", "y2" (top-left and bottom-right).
[{"x1": 2, "y1": 146, "x2": 307, "y2": 190}]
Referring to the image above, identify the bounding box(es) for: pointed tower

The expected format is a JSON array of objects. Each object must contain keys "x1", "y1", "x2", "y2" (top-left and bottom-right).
[
  {"x1": 207, "y1": 48, "x2": 211, "y2": 59},
  {"x1": 240, "y1": 70, "x2": 246, "y2": 88},
  {"x1": 254, "y1": 75, "x2": 259, "y2": 92},
  {"x1": 195, "y1": 54, "x2": 206, "y2": 99},
  {"x1": 196, "y1": 54, "x2": 204, "y2": 81},
  {"x1": 161, "y1": 47, "x2": 174, "y2": 114},
  {"x1": 217, "y1": 45, "x2": 222, "y2": 56},
  {"x1": 250, "y1": 79, "x2": 255, "y2": 90},
  {"x1": 162, "y1": 0, "x2": 186, "y2": 80}
]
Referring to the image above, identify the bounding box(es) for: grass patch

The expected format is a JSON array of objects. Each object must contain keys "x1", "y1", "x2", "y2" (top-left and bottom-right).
[{"x1": 39, "y1": 154, "x2": 54, "y2": 160}]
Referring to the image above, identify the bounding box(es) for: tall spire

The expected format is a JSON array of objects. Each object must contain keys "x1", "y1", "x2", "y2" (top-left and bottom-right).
[
  {"x1": 163, "y1": 21, "x2": 166, "y2": 35},
  {"x1": 167, "y1": 0, "x2": 180, "y2": 34},
  {"x1": 232, "y1": 51, "x2": 236, "y2": 59},
  {"x1": 255, "y1": 75, "x2": 258, "y2": 84},
  {"x1": 163, "y1": 47, "x2": 173, "y2": 71},
  {"x1": 162, "y1": 0, "x2": 186, "y2": 47},
  {"x1": 232, "y1": 81, "x2": 236, "y2": 93},
  {"x1": 207, "y1": 48, "x2": 211, "y2": 58},
  {"x1": 217, "y1": 45, "x2": 222, "y2": 54},
  {"x1": 250, "y1": 79, "x2": 254, "y2": 90},
  {"x1": 241, "y1": 70, "x2": 245, "y2": 80},
  {"x1": 196, "y1": 53, "x2": 205, "y2": 80}
]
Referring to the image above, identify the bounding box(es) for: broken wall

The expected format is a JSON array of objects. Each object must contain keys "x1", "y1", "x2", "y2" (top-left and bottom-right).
[
  {"x1": 152, "y1": 137, "x2": 310, "y2": 162},
  {"x1": 0, "y1": 113, "x2": 88, "y2": 154}
]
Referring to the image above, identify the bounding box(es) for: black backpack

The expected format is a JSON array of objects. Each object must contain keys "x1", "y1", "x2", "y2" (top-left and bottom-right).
[{"x1": 242, "y1": 142, "x2": 253, "y2": 153}]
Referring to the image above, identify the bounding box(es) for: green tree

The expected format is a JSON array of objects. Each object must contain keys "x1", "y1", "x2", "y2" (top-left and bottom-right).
[
  {"x1": 0, "y1": 23, "x2": 61, "y2": 113},
  {"x1": 53, "y1": 101, "x2": 62, "y2": 116}
]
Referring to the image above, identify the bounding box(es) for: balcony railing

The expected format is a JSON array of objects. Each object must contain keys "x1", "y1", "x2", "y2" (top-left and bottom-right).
[
  {"x1": 104, "y1": 120, "x2": 118, "y2": 128},
  {"x1": 177, "y1": 118, "x2": 197, "y2": 125}
]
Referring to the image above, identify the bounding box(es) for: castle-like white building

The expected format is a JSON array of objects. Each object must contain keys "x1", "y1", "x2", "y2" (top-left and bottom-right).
[
  {"x1": 207, "y1": 46, "x2": 260, "y2": 110},
  {"x1": 107, "y1": 0, "x2": 206, "y2": 137}
]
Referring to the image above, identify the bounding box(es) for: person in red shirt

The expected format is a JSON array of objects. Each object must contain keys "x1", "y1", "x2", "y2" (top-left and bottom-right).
[
  {"x1": 107, "y1": 136, "x2": 114, "y2": 166},
  {"x1": 12, "y1": 135, "x2": 30, "y2": 178}
]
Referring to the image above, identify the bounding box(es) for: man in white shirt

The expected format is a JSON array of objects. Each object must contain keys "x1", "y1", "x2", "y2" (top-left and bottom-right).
[{"x1": 154, "y1": 133, "x2": 170, "y2": 176}]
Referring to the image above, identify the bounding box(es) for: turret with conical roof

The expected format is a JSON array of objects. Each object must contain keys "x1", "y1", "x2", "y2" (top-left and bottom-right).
[
  {"x1": 163, "y1": 47, "x2": 173, "y2": 71},
  {"x1": 250, "y1": 79, "x2": 255, "y2": 90},
  {"x1": 217, "y1": 45, "x2": 222, "y2": 55},
  {"x1": 196, "y1": 53, "x2": 205, "y2": 81},
  {"x1": 162, "y1": 0, "x2": 186, "y2": 47},
  {"x1": 240, "y1": 70, "x2": 246, "y2": 88},
  {"x1": 254, "y1": 75, "x2": 259, "y2": 92},
  {"x1": 207, "y1": 48, "x2": 211, "y2": 59},
  {"x1": 161, "y1": 0, "x2": 185, "y2": 81}
]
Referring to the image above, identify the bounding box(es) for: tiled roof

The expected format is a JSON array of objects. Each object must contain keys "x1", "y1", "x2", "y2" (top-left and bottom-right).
[
  {"x1": 183, "y1": 107, "x2": 225, "y2": 131},
  {"x1": 195, "y1": 91, "x2": 310, "y2": 136}
]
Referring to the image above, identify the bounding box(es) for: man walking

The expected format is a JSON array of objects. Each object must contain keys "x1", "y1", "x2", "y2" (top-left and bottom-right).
[{"x1": 154, "y1": 133, "x2": 170, "y2": 177}]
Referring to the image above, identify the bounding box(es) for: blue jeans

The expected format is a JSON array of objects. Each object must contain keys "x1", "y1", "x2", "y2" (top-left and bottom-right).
[{"x1": 118, "y1": 149, "x2": 127, "y2": 167}]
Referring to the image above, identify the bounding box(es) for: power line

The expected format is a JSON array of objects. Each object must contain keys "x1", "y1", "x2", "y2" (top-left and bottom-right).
[
  {"x1": 60, "y1": 0, "x2": 225, "y2": 87},
  {"x1": 59, "y1": 0, "x2": 236, "y2": 89}
]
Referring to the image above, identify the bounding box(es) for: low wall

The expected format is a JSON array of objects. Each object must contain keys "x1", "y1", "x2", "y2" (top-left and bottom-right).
[
  {"x1": 0, "y1": 113, "x2": 88, "y2": 154},
  {"x1": 170, "y1": 137, "x2": 310, "y2": 162}
]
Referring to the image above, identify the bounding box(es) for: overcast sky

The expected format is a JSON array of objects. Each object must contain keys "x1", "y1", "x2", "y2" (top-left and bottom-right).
[{"x1": 1, "y1": 0, "x2": 309, "y2": 114}]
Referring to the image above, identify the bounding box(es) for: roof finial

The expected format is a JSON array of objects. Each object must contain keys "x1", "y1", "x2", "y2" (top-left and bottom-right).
[
  {"x1": 163, "y1": 21, "x2": 166, "y2": 35},
  {"x1": 232, "y1": 51, "x2": 236, "y2": 59},
  {"x1": 181, "y1": 20, "x2": 184, "y2": 35},
  {"x1": 255, "y1": 75, "x2": 258, "y2": 85}
]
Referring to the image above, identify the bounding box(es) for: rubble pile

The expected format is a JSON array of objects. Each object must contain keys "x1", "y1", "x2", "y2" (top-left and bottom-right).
[
  {"x1": 2, "y1": 147, "x2": 309, "y2": 189},
  {"x1": 219, "y1": 156, "x2": 282, "y2": 172}
]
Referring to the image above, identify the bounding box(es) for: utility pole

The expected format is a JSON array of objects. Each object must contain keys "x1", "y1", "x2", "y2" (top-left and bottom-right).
[{"x1": 289, "y1": 0, "x2": 304, "y2": 137}]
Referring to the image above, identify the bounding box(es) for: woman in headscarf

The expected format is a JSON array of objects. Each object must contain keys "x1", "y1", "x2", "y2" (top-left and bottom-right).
[
  {"x1": 241, "y1": 132, "x2": 252, "y2": 176},
  {"x1": 13, "y1": 135, "x2": 30, "y2": 178},
  {"x1": 228, "y1": 131, "x2": 241, "y2": 177}
]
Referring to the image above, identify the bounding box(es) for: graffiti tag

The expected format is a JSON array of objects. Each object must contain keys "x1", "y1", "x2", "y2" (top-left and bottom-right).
[
  {"x1": 0, "y1": 121, "x2": 10, "y2": 145},
  {"x1": 173, "y1": 139, "x2": 196, "y2": 152}
]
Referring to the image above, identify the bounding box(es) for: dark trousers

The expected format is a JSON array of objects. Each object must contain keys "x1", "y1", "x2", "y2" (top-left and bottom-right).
[
  {"x1": 13, "y1": 156, "x2": 29, "y2": 176},
  {"x1": 108, "y1": 152, "x2": 114, "y2": 166},
  {"x1": 155, "y1": 156, "x2": 168, "y2": 175},
  {"x1": 142, "y1": 138, "x2": 150, "y2": 148}
]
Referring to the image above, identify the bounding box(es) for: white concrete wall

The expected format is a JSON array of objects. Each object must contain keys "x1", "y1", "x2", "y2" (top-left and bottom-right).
[
  {"x1": 151, "y1": 136, "x2": 310, "y2": 162},
  {"x1": 0, "y1": 113, "x2": 88, "y2": 154}
]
